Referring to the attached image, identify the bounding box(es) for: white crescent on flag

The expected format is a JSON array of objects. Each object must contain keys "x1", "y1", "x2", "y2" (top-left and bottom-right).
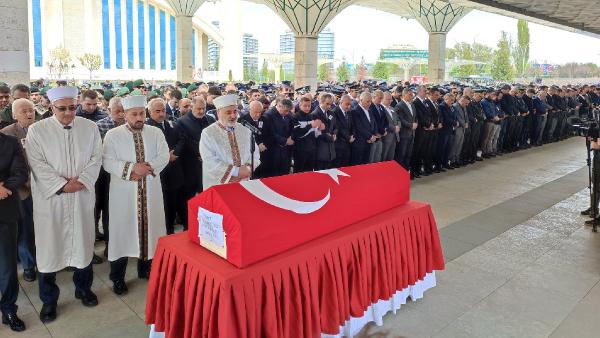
[{"x1": 239, "y1": 169, "x2": 350, "y2": 214}]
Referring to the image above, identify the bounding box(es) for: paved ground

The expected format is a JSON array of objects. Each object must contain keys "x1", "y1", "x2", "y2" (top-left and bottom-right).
[{"x1": 4, "y1": 137, "x2": 598, "y2": 338}]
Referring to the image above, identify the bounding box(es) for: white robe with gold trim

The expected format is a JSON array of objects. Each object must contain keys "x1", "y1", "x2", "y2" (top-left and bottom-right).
[
  {"x1": 26, "y1": 116, "x2": 102, "y2": 273},
  {"x1": 102, "y1": 124, "x2": 169, "y2": 261},
  {"x1": 199, "y1": 122, "x2": 260, "y2": 190}
]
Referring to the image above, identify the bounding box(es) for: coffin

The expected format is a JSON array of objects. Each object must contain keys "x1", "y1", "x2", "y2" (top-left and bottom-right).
[{"x1": 188, "y1": 161, "x2": 410, "y2": 268}]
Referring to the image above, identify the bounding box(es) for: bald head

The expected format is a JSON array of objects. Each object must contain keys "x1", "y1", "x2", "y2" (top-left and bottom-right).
[
  {"x1": 248, "y1": 100, "x2": 263, "y2": 120},
  {"x1": 12, "y1": 98, "x2": 35, "y2": 128}
]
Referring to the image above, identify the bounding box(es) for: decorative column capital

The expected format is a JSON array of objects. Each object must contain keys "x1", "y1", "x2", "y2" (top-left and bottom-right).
[
  {"x1": 165, "y1": 0, "x2": 204, "y2": 16},
  {"x1": 263, "y1": 0, "x2": 356, "y2": 36},
  {"x1": 407, "y1": 0, "x2": 469, "y2": 33}
]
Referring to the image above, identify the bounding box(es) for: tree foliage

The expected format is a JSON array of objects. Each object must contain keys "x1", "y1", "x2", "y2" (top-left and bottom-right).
[
  {"x1": 372, "y1": 61, "x2": 390, "y2": 80},
  {"x1": 47, "y1": 45, "x2": 72, "y2": 79},
  {"x1": 446, "y1": 42, "x2": 493, "y2": 77},
  {"x1": 78, "y1": 53, "x2": 102, "y2": 80},
  {"x1": 317, "y1": 63, "x2": 331, "y2": 82},
  {"x1": 336, "y1": 60, "x2": 350, "y2": 82},
  {"x1": 491, "y1": 31, "x2": 514, "y2": 81},
  {"x1": 279, "y1": 64, "x2": 285, "y2": 82},
  {"x1": 512, "y1": 19, "x2": 530, "y2": 77},
  {"x1": 260, "y1": 59, "x2": 269, "y2": 82}
]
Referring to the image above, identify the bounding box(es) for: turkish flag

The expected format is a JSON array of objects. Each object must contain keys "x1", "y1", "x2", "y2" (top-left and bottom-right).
[{"x1": 188, "y1": 161, "x2": 410, "y2": 268}]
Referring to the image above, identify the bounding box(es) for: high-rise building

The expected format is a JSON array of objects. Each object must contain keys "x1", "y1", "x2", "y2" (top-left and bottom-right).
[
  {"x1": 279, "y1": 28, "x2": 335, "y2": 73},
  {"x1": 207, "y1": 21, "x2": 220, "y2": 71},
  {"x1": 243, "y1": 33, "x2": 259, "y2": 76}
]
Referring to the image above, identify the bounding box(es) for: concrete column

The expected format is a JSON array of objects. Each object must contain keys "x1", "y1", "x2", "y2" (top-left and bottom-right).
[
  {"x1": 294, "y1": 36, "x2": 318, "y2": 91},
  {"x1": 0, "y1": 0, "x2": 30, "y2": 84},
  {"x1": 428, "y1": 32, "x2": 446, "y2": 84},
  {"x1": 175, "y1": 15, "x2": 193, "y2": 82},
  {"x1": 200, "y1": 32, "x2": 209, "y2": 72}
]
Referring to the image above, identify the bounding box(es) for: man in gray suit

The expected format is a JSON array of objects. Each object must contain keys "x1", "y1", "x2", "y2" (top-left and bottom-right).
[
  {"x1": 394, "y1": 88, "x2": 418, "y2": 173},
  {"x1": 450, "y1": 95, "x2": 470, "y2": 167},
  {"x1": 381, "y1": 92, "x2": 400, "y2": 161}
]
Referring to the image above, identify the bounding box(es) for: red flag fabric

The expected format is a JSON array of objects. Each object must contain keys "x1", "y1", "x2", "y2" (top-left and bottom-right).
[{"x1": 188, "y1": 161, "x2": 410, "y2": 268}]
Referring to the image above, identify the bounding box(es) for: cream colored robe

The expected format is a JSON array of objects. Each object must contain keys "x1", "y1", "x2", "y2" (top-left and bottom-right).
[
  {"x1": 102, "y1": 124, "x2": 169, "y2": 261},
  {"x1": 26, "y1": 116, "x2": 102, "y2": 273},
  {"x1": 199, "y1": 122, "x2": 260, "y2": 190}
]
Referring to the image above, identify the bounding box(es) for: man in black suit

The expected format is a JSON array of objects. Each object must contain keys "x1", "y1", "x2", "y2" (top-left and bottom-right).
[
  {"x1": 173, "y1": 96, "x2": 215, "y2": 226},
  {"x1": 265, "y1": 99, "x2": 294, "y2": 176},
  {"x1": 146, "y1": 98, "x2": 186, "y2": 234},
  {"x1": 368, "y1": 90, "x2": 388, "y2": 163},
  {"x1": 351, "y1": 92, "x2": 377, "y2": 165},
  {"x1": 411, "y1": 85, "x2": 435, "y2": 176},
  {"x1": 238, "y1": 101, "x2": 270, "y2": 178},
  {"x1": 394, "y1": 88, "x2": 418, "y2": 173},
  {"x1": 332, "y1": 94, "x2": 354, "y2": 168},
  {"x1": 426, "y1": 88, "x2": 443, "y2": 173},
  {"x1": 291, "y1": 96, "x2": 318, "y2": 173},
  {"x1": 166, "y1": 89, "x2": 182, "y2": 122},
  {"x1": 313, "y1": 93, "x2": 337, "y2": 170},
  {"x1": 0, "y1": 133, "x2": 28, "y2": 332}
]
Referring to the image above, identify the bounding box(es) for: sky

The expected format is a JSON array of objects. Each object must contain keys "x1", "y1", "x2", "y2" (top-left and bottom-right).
[{"x1": 196, "y1": 1, "x2": 600, "y2": 65}]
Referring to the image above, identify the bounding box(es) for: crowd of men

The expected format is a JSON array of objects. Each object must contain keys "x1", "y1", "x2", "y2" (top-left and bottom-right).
[{"x1": 0, "y1": 78, "x2": 597, "y2": 332}]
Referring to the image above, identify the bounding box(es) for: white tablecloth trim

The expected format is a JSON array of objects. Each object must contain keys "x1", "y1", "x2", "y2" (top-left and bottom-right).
[{"x1": 149, "y1": 272, "x2": 437, "y2": 338}]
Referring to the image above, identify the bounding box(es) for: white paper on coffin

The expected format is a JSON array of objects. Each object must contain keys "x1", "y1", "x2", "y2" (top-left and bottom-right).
[{"x1": 149, "y1": 272, "x2": 437, "y2": 338}]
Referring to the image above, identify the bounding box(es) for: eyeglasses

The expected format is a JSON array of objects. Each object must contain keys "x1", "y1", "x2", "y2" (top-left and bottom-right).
[{"x1": 53, "y1": 105, "x2": 77, "y2": 112}]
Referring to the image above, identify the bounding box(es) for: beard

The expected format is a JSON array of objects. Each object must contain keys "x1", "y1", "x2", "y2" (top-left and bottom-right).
[
  {"x1": 129, "y1": 121, "x2": 144, "y2": 130},
  {"x1": 221, "y1": 118, "x2": 237, "y2": 128}
]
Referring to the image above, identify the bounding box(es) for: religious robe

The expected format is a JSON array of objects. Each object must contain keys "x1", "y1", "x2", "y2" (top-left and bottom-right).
[
  {"x1": 199, "y1": 122, "x2": 260, "y2": 190},
  {"x1": 25, "y1": 116, "x2": 102, "y2": 273},
  {"x1": 102, "y1": 124, "x2": 170, "y2": 261}
]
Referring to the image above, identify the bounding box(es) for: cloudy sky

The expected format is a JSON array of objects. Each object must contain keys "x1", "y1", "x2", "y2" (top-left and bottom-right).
[{"x1": 197, "y1": 1, "x2": 600, "y2": 65}]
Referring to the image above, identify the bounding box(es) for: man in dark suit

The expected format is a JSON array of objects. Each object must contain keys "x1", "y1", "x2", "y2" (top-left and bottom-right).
[
  {"x1": 146, "y1": 98, "x2": 186, "y2": 234},
  {"x1": 436, "y1": 94, "x2": 458, "y2": 170},
  {"x1": 265, "y1": 99, "x2": 294, "y2": 176},
  {"x1": 350, "y1": 92, "x2": 377, "y2": 165},
  {"x1": 426, "y1": 88, "x2": 443, "y2": 173},
  {"x1": 165, "y1": 89, "x2": 182, "y2": 121},
  {"x1": 411, "y1": 86, "x2": 435, "y2": 176},
  {"x1": 0, "y1": 133, "x2": 28, "y2": 332},
  {"x1": 291, "y1": 97, "x2": 318, "y2": 173},
  {"x1": 381, "y1": 92, "x2": 400, "y2": 161},
  {"x1": 238, "y1": 101, "x2": 270, "y2": 178},
  {"x1": 312, "y1": 93, "x2": 337, "y2": 170},
  {"x1": 173, "y1": 96, "x2": 215, "y2": 226},
  {"x1": 368, "y1": 90, "x2": 388, "y2": 163},
  {"x1": 394, "y1": 88, "x2": 418, "y2": 173},
  {"x1": 332, "y1": 95, "x2": 354, "y2": 168}
]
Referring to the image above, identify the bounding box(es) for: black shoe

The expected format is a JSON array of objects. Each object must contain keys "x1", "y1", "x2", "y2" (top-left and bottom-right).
[
  {"x1": 422, "y1": 171, "x2": 432, "y2": 176},
  {"x1": 39, "y1": 303, "x2": 57, "y2": 323},
  {"x1": 23, "y1": 268, "x2": 36, "y2": 282},
  {"x1": 75, "y1": 289, "x2": 98, "y2": 307},
  {"x1": 475, "y1": 157, "x2": 483, "y2": 162},
  {"x1": 581, "y1": 208, "x2": 591, "y2": 216},
  {"x1": 585, "y1": 217, "x2": 600, "y2": 225},
  {"x1": 112, "y1": 280, "x2": 128, "y2": 295},
  {"x1": 2, "y1": 313, "x2": 25, "y2": 332},
  {"x1": 92, "y1": 254, "x2": 103, "y2": 265},
  {"x1": 412, "y1": 172, "x2": 421, "y2": 178}
]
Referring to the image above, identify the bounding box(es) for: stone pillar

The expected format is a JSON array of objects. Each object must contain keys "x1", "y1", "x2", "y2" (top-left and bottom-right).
[
  {"x1": 0, "y1": 0, "x2": 30, "y2": 84},
  {"x1": 175, "y1": 15, "x2": 193, "y2": 82},
  {"x1": 428, "y1": 32, "x2": 447, "y2": 84},
  {"x1": 201, "y1": 32, "x2": 209, "y2": 72},
  {"x1": 165, "y1": 0, "x2": 203, "y2": 81},
  {"x1": 407, "y1": 0, "x2": 468, "y2": 84},
  {"x1": 262, "y1": 0, "x2": 353, "y2": 91},
  {"x1": 295, "y1": 36, "x2": 318, "y2": 90}
]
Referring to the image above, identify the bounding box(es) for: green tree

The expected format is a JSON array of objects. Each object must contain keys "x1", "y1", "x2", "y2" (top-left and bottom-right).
[
  {"x1": 317, "y1": 63, "x2": 330, "y2": 82},
  {"x1": 260, "y1": 59, "x2": 269, "y2": 82},
  {"x1": 48, "y1": 45, "x2": 72, "y2": 79},
  {"x1": 512, "y1": 20, "x2": 530, "y2": 77},
  {"x1": 268, "y1": 70, "x2": 276, "y2": 82},
  {"x1": 78, "y1": 53, "x2": 102, "y2": 80},
  {"x1": 279, "y1": 64, "x2": 285, "y2": 81},
  {"x1": 228, "y1": 70, "x2": 233, "y2": 82},
  {"x1": 372, "y1": 61, "x2": 390, "y2": 80},
  {"x1": 336, "y1": 60, "x2": 350, "y2": 82},
  {"x1": 491, "y1": 31, "x2": 514, "y2": 81}
]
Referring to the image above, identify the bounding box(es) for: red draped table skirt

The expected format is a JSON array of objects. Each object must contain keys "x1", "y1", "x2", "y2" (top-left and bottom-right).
[{"x1": 145, "y1": 201, "x2": 445, "y2": 338}]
